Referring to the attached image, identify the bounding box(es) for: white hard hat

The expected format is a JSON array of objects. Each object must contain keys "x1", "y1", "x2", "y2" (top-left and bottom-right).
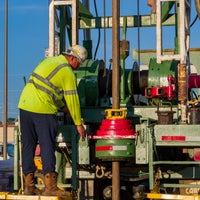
[{"x1": 63, "y1": 45, "x2": 88, "y2": 63}]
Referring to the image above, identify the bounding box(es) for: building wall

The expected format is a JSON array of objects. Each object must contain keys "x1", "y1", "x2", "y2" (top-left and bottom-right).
[{"x1": 0, "y1": 125, "x2": 16, "y2": 144}]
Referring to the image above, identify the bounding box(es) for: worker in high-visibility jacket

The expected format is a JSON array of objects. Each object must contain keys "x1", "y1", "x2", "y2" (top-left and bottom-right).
[{"x1": 18, "y1": 45, "x2": 87, "y2": 197}]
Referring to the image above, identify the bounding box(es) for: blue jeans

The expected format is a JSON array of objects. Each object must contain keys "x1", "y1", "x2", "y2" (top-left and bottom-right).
[{"x1": 19, "y1": 109, "x2": 57, "y2": 175}]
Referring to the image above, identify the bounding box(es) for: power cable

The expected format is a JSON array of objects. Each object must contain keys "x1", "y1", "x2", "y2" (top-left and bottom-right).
[
  {"x1": 93, "y1": 0, "x2": 101, "y2": 60},
  {"x1": 190, "y1": 14, "x2": 198, "y2": 27}
]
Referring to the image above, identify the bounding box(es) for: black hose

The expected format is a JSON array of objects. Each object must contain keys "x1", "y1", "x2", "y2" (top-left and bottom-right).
[
  {"x1": 190, "y1": 14, "x2": 198, "y2": 27},
  {"x1": 93, "y1": 0, "x2": 101, "y2": 60}
]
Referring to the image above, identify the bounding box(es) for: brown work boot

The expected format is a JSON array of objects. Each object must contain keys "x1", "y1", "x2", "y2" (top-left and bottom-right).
[
  {"x1": 24, "y1": 172, "x2": 42, "y2": 195},
  {"x1": 42, "y1": 172, "x2": 71, "y2": 197}
]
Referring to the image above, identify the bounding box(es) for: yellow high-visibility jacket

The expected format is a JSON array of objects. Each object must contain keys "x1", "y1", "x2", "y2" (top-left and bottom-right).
[{"x1": 18, "y1": 55, "x2": 82, "y2": 125}]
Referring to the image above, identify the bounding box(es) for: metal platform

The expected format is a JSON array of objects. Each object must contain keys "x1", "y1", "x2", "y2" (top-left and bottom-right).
[
  {"x1": 147, "y1": 193, "x2": 200, "y2": 200},
  {"x1": 0, "y1": 193, "x2": 72, "y2": 200}
]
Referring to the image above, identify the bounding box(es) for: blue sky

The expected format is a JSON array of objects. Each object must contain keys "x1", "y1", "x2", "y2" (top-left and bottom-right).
[
  {"x1": 0, "y1": 0, "x2": 49, "y2": 120},
  {"x1": 0, "y1": 0, "x2": 199, "y2": 121}
]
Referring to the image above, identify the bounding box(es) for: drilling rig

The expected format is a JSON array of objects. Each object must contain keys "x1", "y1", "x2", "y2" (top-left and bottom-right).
[{"x1": 9, "y1": 0, "x2": 200, "y2": 200}]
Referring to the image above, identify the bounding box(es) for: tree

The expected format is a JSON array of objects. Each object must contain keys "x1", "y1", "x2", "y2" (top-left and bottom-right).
[{"x1": 7, "y1": 118, "x2": 16, "y2": 124}]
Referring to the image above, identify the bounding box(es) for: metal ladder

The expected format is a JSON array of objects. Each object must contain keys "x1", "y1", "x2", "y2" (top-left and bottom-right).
[
  {"x1": 48, "y1": 0, "x2": 79, "y2": 56},
  {"x1": 156, "y1": 0, "x2": 191, "y2": 65}
]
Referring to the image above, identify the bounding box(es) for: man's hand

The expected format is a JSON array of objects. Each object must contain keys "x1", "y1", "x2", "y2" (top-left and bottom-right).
[{"x1": 76, "y1": 124, "x2": 86, "y2": 141}]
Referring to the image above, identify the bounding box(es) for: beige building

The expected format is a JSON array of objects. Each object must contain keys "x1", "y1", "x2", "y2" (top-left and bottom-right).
[{"x1": 0, "y1": 124, "x2": 16, "y2": 144}]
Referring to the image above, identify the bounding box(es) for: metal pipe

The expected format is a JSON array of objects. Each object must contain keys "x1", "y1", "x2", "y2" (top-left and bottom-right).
[
  {"x1": 3, "y1": 0, "x2": 8, "y2": 160},
  {"x1": 112, "y1": 1, "x2": 120, "y2": 109},
  {"x1": 179, "y1": 0, "x2": 186, "y2": 64},
  {"x1": 156, "y1": 0, "x2": 162, "y2": 64},
  {"x1": 112, "y1": 0, "x2": 120, "y2": 200},
  {"x1": 83, "y1": 0, "x2": 91, "y2": 40},
  {"x1": 48, "y1": 0, "x2": 55, "y2": 56},
  {"x1": 71, "y1": 0, "x2": 78, "y2": 45},
  {"x1": 18, "y1": 116, "x2": 24, "y2": 193},
  {"x1": 120, "y1": 59, "x2": 125, "y2": 102},
  {"x1": 14, "y1": 126, "x2": 19, "y2": 190}
]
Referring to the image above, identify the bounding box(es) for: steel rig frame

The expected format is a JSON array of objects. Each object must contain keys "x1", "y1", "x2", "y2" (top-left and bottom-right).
[{"x1": 12, "y1": 0, "x2": 200, "y2": 200}]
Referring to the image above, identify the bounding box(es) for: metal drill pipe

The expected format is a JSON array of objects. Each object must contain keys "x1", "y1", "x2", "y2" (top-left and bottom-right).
[
  {"x1": 3, "y1": 0, "x2": 8, "y2": 160},
  {"x1": 112, "y1": 0, "x2": 120, "y2": 200}
]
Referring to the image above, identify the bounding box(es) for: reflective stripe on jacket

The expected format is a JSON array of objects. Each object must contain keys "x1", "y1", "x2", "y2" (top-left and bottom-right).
[{"x1": 18, "y1": 55, "x2": 82, "y2": 125}]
